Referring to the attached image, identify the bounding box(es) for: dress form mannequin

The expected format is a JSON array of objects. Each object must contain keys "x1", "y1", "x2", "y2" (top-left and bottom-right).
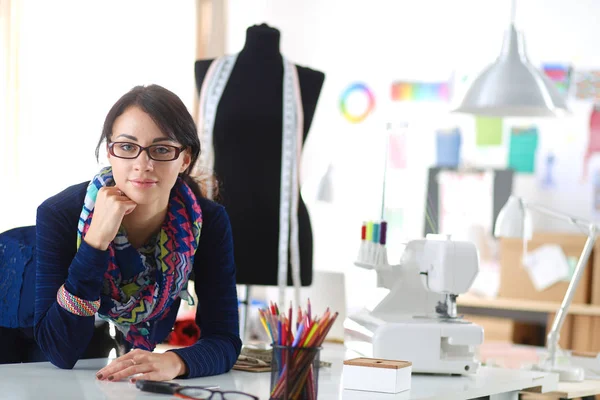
[{"x1": 195, "y1": 24, "x2": 325, "y2": 289}]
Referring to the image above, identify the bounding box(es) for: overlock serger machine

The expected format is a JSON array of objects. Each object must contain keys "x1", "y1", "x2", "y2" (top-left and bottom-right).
[{"x1": 348, "y1": 234, "x2": 484, "y2": 375}]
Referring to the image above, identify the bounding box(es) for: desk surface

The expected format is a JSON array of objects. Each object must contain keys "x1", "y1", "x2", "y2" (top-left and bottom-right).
[
  {"x1": 479, "y1": 342, "x2": 600, "y2": 399},
  {"x1": 0, "y1": 344, "x2": 559, "y2": 400},
  {"x1": 545, "y1": 380, "x2": 600, "y2": 398}
]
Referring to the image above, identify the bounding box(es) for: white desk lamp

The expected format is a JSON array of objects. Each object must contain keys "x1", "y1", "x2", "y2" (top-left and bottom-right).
[{"x1": 495, "y1": 196, "x2": 598, "y2": 382}]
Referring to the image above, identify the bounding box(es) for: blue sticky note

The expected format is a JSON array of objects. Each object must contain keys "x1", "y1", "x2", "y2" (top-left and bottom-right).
[{"x1": 436, "y1": 128, "x2": 462, "y2": 167}]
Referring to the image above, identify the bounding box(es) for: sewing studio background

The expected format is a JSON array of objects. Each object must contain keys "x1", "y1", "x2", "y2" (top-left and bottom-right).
[
  {"x1": 3, "y1": 0, "x2": 600, "y2": 349},
  {"x1": 225, "y1": 0, "x2": 600, "y2": 316}
]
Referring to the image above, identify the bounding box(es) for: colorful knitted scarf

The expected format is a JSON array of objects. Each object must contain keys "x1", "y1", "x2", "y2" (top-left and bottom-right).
[{"x1": 77, "y1": 166, "x2": 202, "y2": 350}]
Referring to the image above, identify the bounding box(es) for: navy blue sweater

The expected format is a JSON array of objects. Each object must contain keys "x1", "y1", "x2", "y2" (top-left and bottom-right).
[{"x1": 34, "y1": 182, "x2": 241, "y2": 378}]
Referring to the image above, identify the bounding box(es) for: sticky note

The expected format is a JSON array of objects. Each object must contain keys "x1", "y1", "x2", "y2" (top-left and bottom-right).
[
  {"x1": 476, "y1": 117, "x2": 503, "y2": 146},
  {"x1": 436, "y1": 128, "x2": 461, "y2": 167},
  {"x1": 508, "y1": 126, "x2": 538, "y2": 174}
]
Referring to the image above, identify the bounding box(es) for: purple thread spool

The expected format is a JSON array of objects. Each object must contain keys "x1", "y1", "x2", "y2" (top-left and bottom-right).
[{"x1": 380, "y1": 221, "x2": 387, "y2": 245}]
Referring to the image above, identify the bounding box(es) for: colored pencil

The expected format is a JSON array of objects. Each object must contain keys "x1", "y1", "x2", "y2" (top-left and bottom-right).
[{"x1": 260, "y1": 300, "x2": 338, "y2": 400}]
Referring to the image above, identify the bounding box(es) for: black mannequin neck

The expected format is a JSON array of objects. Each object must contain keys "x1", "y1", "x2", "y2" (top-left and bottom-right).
[{"x1": 240, "y1": 24, "x2": 281, "y2": 59}]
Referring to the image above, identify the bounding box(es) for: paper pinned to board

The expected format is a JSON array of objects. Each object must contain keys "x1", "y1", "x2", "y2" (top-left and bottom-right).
[
  {"x1": 522, "y1": 245, "x2": 570, "y2": 292},
  {"x1": 509, "y1": 126, "x2": 539, "y2": 174},
  {"x1": 436, "y1": 128, "x2": 461, "y2": 168},
  {"x1": 388, "y1": 132, "x2": 407, "y2": 169},
  {"x1": 540, "y1": 152, "x2": 556, "y2": 189},
  {"x1": 574, "y1": 69, "x2": 600, "y2": 100},
  {"x1": 584, "y1": 105, "x2": 600, "y2": 178},
  {"x1": 476, "y1": 117, "x2": 503, "y2": 146},
  {"x1": 542, "y1": 63, "x2": 572, "y2": 95}
]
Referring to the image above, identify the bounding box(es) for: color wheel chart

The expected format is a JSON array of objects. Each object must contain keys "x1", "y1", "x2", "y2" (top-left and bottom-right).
[
  {"x1": 390, "y1": 81, "x2": 449, "y2": 102},
  {"x1": 339, "y1": 83, "x2": 375, "y2": 123}
]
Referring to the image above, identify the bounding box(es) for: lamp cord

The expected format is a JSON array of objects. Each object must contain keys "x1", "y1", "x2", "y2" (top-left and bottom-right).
[
  {"x1": 381, "y1": 123, "x2": 391, "y2": 220},
  {"x1": 510, "y1": 0, "x2": 517, "y2": 24}
]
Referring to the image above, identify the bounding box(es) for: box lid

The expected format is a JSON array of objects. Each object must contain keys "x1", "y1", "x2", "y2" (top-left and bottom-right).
[{"x1": 343, "y1": 358, "x2": 412, "y2": 369}]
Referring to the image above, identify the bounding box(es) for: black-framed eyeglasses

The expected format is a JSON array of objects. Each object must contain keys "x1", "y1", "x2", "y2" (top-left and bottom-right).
[
  {"x1": 135, "y1": 380, "x2": 258, "y2": 400},
  {"x1": 174, "y1": 386, "x2": 259, "y2": 400},
  {"x1": 108, "y1": 141, "x2": 186, "y2": 162}
]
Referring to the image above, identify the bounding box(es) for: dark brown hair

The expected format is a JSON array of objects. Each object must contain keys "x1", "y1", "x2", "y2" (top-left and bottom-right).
[{"x1": 95, "y1": 84, "x2": 217, "y2": 199}]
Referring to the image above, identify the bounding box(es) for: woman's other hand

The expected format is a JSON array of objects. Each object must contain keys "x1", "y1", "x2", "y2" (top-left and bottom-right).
[
  {"x1": 84, "y1": 187, "x2": 137, "y2": 251},
  {"x1": 96, "y1": 349, "x2": 187, "y2": 382}
]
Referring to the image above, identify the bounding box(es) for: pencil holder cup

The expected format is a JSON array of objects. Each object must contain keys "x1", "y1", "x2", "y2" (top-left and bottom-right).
[{"x1": 269, "y1": 345, "x2": 321, "y2": 400}]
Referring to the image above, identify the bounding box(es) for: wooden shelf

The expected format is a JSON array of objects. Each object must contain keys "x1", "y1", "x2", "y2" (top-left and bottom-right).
[
  {"x1": 457, "y1": 294, "x2": 600, "y2": 317},
  {"x1": 522, "y1": 380, "x2": 600, "y2": 399}
]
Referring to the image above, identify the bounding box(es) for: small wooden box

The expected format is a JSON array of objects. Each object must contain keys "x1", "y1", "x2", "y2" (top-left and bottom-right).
[{"x1": 343, "y1": 358, "x2": 412, "y2": 394}]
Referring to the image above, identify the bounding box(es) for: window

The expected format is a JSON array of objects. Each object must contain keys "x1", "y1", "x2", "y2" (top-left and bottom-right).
[{"x1": 0, "y1": 1, "x2": 196, "y2": 233}]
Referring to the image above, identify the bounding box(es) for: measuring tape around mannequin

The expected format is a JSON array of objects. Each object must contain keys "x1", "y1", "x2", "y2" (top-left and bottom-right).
[{"x1": 196, "y1": 54, "x2": 303, "y2": 309}]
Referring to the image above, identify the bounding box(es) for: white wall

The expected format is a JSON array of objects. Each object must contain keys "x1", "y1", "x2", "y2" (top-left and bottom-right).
[{"x1": 0, "y1": 0, "x2": 196, "y2": 233}]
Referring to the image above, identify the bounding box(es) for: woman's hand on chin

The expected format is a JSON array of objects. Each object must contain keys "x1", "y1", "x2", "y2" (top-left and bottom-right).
[{"x1": 95, "y1": 349, "x2": 187, "y2": 382}]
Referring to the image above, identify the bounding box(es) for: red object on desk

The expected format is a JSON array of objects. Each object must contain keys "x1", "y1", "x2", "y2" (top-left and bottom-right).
[{"x1": 166, "y1": 309, "x2": 200, "y2": 347}]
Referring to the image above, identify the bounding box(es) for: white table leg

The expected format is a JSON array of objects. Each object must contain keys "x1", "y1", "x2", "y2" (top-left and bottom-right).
[{"x1": 489, "y1": 391, "x2": 519, "y2": 400}]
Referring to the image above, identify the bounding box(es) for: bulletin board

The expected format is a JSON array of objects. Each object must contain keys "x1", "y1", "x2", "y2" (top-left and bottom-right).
[{"x1": 423, "y1": 167, "x2": 514, "y2": 238}]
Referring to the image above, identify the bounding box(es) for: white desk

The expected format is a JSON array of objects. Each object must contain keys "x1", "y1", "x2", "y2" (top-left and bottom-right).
[{"x1": 0, "y1": 345, "x2": 558, "y2": 400}]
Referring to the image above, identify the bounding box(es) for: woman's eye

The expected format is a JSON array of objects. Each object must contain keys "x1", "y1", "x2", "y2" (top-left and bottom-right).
[
  {"x1": 119, "y1": 144, "x2": 135, "y2": 152},
  {"x1": 154, "y1": 146, "x2": 172, "y2": 154}
]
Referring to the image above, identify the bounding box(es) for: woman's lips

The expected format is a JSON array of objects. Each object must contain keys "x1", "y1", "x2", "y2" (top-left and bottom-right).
[{"x1": 130, "y1": 180, "x2": 157, "y2": 188}]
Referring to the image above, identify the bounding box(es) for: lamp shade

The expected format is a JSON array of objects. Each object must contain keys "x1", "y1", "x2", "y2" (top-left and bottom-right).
[
  {"x1": 494, "y1": 196, "x2": 532, "y2": 239},
  {"x1": 453, "y1": 25, "x2": 569, "y2": 117}
]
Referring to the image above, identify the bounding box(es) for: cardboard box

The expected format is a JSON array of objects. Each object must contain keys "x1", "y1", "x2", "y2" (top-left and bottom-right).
[
  {"x1": 591, "y1": 241, "x2": 600, "y2": 305},
  {"x1": 546, "y1": 312, "x2": 574, "y2": 350},
  {"x1": 512, "y1": 322, "x2": 546, "y2": 347},
  {"x1": 571, "y1": 315, "x2": 594, "y2": 352},
  {"x1": 463, "y1": 314, "x2": 514, "y2": 343},
  {"x1": 466, "y1": 315, "x2": 550, "y2": 347},
  {"x1": 499, "y1": 232, "x2": 593, "y2": 304},
  {"x1": 592, "y1": 317, "x2": 600, "y2": 352},
  {"x1": 570, "y1": 315, "x2": 600, "y2": 353}
]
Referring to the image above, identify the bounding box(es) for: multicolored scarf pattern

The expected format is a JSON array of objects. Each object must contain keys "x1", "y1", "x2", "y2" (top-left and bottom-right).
[{"x1": 77, "y1": 166, "x2": 202, "y2": 350}]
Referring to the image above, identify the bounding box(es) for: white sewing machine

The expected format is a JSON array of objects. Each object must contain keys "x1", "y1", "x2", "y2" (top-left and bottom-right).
[{"x1": 347, "y1": 234, "x2": 484, "y2": 375}]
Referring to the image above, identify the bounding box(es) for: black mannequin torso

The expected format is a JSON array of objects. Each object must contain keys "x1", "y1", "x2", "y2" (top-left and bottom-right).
[{"x1": 195, "y1": 24, "x2": 325, "y2": 286}]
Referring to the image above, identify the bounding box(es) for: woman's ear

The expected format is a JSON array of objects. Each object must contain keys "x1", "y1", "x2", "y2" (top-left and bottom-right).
[{"x1": 179, "y1": 150, "x2": 192, "y2": 174}]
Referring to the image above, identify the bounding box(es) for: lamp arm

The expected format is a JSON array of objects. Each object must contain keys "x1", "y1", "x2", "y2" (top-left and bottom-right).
[
  {"x1": 525, "y1": 202, "x2": 596, "y2": 233},
  {"x1": 546, "y1": 224, "x2": 597, "y2": 367}
]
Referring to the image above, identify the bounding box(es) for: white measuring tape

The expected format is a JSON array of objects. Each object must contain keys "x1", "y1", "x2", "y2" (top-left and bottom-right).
[{"x1": 196, "y1": 54, "x2": 304, "y2": 309}]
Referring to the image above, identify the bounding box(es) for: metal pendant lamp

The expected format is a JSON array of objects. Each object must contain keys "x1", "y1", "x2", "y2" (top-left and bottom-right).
[{"x1": 453, "y1": 0, "x2": 569, "y2": 117}]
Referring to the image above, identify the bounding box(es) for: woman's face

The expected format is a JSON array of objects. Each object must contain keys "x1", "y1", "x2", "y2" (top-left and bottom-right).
[{"x1": 108, "y1": 106, "x2": 191, "y2": 206}]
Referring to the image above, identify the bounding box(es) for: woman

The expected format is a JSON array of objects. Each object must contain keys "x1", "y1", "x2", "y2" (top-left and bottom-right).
[{"x1": 33, "y1": 84, "x2": 241, "y2": 381}]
